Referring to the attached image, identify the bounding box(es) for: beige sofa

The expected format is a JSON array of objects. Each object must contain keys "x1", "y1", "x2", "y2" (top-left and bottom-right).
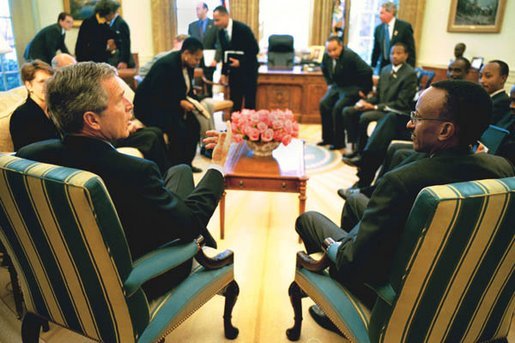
[{"x1": 0, "y1": 86, "x2": 28, "y2": 153}]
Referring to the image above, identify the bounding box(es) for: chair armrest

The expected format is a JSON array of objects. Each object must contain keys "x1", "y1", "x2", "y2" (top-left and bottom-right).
[
  {"x1": 296, "y1": 251, "x2": 329, "y2": 272},
  {"x1": 124, "y1": 237, "x2": 202, "y2": 296},
  {"x1": 195, "y1": 248, "x2": 234, "y2": 269}
]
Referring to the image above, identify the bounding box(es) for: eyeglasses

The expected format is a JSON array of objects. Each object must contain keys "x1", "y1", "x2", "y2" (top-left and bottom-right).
[{"x1": 409, "y1": 111, "x2": 447, "y2": 124}]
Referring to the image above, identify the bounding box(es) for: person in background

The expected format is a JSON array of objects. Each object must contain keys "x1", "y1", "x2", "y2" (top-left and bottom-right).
[
  {"x1": 107, "y1": 5, "x2": 135, "y2": 69},
  {"x1": 51, "y1": 53, "x2": 77, "y2": 69},
  {"x1": 24, "y1": 12, "x2": 73, "y2": 64},
  {"x1": 371, "y1": 1, "x2": 415, "y2": 71},
  {"x1": 297, "y1": 80, "x2": 514, "y2": 334},
  {"x1": 447, "y1": 56, "x2": 471, "y2": 80},
  {"x1": 479, "y1": 60, "x2": 510, "y2": 123},
  {"x1": 213, "y1": 5, "x2": 259, "y2": 111},
  {"x1": 9, "y1": 60, "x2": 57, "y2": 151},
  {"x1": 188, "y1": 2, "x2": 219, "y2": 96},
  {"x1": 318, "y1": 35, "x2": 373, "y2": 149},
  {"x1": 17, "y1": 62, "x2": 229, "y2": 300},
  {"x1": 453, "y1": 42, "x2": 466, "y2": 60},
  {"x1": 138, "y1": 34, "x2": 188, "y2": 79},
  {"x1": 495, "y1": 85, "x2": 515, "y2": 164},
  {"x1": 75, "y1": 0, "x2": 118, "y2": 63}
]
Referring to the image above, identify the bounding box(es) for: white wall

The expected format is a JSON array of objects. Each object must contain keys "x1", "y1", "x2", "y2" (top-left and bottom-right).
[{"x1": 418, "y1": 0, "x2": 515, "y2": 71}]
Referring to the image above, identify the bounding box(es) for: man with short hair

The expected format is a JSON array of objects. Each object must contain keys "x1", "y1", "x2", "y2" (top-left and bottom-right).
[
  {"x1": 17, "y1": 62, "x2": 229, "y2": 300},
  {"x1": 447, "y1": 56, "x2": 471, "y2": 80},
  {"x1": 24, "y1": 12, "x2": 73, "y2": 64},
  {"x1": 108, "y1": 6, "x2": 135, "y2": 69},
  {"x1": 50, "y1": 53, "x2": 77, "y2": 69},
  {"x1": 318, "y1": 36, "x2": 373, "y2": 148},
  {"x1": 213, "y1": 5, "x2": 259, "y2": 111},
  {"x1": 297, "y1": 80, "x2": 514, "y2": 334},
  {"x1": 480, "y1": 60, "x2": 510, "y2": 123},
  {"x1": 371, "y1": 1, "x2": 416, "y2": 70}
]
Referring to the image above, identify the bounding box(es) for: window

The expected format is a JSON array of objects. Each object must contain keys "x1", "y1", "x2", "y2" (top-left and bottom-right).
[{"x1": 0, "y1": 0, "x2": 20, "y2": 91}]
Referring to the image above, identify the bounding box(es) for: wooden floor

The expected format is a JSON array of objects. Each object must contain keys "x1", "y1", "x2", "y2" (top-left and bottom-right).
[{"x1": 0, "y1": 124, "x2": 512, "y2": 342}]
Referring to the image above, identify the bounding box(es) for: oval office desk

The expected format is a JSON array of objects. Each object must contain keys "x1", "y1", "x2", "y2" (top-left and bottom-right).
[
  {"x1": 256, "y1": 66, "x2": 327, "y2": 124},
  {"x1": 220, "y1": 139, "x2": 308, "y2": 239}
]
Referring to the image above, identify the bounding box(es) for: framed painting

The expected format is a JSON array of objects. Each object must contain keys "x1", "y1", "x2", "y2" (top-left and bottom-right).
[
  {"x1": 447, "y1": 0, "x2": 505, "y2": 33},
  {"x1": 63, "y1": 0, "x2": 122, "y2": 27}
]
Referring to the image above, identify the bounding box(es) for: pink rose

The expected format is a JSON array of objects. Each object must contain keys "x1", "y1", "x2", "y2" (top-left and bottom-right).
[
  {"x1": 247, "y1": 127, "x2": 260, "y2": 141},
  {"x1": 272, "y1": 120, "x2": 283, "y2": 130},
  {"x1": 261, "y1": 128, "x2": 274, "y2": 142},
  {"x1": 257, "y1": 121, "x2": 268, "y2": 133},
  {"x1": 233, "y1": 134, "x2": 244, "y2": 142},
  {"x1": 281, "y1": 134, "x2": 292, "y2": 146},
  {"x1": 273, "y1": 129, "x2": 284, "y2": 142}
]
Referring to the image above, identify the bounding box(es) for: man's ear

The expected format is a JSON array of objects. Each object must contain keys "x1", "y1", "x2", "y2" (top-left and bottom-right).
[
  {"x1": 83, "y1": 111, "x2": 101, "y2": 131},
  {"x1": 438, "y1": 122, "x2": 455, "y2": 141}
]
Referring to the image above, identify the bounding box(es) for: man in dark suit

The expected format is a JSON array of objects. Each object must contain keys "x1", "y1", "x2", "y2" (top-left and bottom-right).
[
  {"x1": 75, "y1": 0, "x2": 118, "y2": 63},
  {"x1": 213, "y1": 5, "x2": 259, "y2": 111},
  {"x1": 296, "y1": 80, "x2": 514, "y2": 333},
  {"x1": 24, "y1": 12, "x2": 73, "y2": 64},
  {"x1": 134, "y1": 38, "x2": 205, "y2": 172},
  {"x1": 371, "y1": 1, "x2": 415, "y2": 70},
  {"x1": 336, "y1": 43, "x2": 416, "y2": 151},
  {"x1": 188, "y1": 2, "x2": 219, "y2": 96},
  {"x1": 16, "y1": 62, "x2": 230, "y2": 300},
  {"x1": 108, "y1": 10, "x2": 135, "y2": 69},
  {"x1": 319, "y1": 36, "x2": 373, "y2": 148},
  {"x1": 480, "y1": 60, "x2": 510, "y2": 123}
]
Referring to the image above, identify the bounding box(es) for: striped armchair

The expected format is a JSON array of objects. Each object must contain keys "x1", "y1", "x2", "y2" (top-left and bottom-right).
[
  {"x1": 287, "y1": 177, "x2": 515, "y2": 342},
  {"x1": 0, "y1": 155, "x2": 239, "y2": 342}
]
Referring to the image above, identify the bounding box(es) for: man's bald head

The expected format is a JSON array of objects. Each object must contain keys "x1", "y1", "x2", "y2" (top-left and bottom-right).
[{"x1": 51, "y1": 53, "x2": 77, "y2": 69}]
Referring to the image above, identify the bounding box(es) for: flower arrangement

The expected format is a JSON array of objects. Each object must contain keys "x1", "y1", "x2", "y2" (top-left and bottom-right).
[{"x1": 230, "y1": 109, "x2": 299, "y2": 146}]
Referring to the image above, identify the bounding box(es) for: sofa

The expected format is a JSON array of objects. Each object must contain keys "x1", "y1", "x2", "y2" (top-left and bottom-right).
[{"x1": 0, "y1": 86, "x2": 28, "y2": 153}]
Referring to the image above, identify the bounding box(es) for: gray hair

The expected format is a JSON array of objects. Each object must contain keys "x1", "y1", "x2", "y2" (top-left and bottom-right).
[
  {"x1": 381, "y1": 1, "x2": 397, "y2": 16},
  {"x1": 46, "y1": 62, "x2": 116, "y2": 134}
]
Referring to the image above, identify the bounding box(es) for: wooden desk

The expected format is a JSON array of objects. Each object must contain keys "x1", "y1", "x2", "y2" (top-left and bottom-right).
[
  {"x1": 220, "y1": 139, "x2": 308, "y2": 239},
  {"x1": 256, "y1": 66, "x2": 326, "y2": 124}
]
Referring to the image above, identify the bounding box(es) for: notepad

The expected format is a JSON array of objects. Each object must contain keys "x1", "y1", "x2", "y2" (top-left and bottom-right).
[
  {"x1": 186, "y1": 96, "x2": 211, "y2": 119},
  {"x1": 224, "y1": 50, "x2": 244, "y2": 63}
]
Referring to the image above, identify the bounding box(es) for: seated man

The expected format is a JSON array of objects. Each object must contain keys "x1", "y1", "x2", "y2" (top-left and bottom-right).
[
  {"x1": 296, "y1": 80, "x2": 514, "y2": 333},
  {"x1": 495, "y1": 85, "x2": 515, "y2": 164},
  {"x1": 17, "y1": 62, "x2": 230, "y2": 300},
  {"x1": 479, "y1": 60, "x2": 510, "y2": 123},
  {"x1": 337, "y1": 43, "x2": 416, "y2": 154},
  {"x1": 318, "y1": 35, "x2": 372, "y2": 149}
]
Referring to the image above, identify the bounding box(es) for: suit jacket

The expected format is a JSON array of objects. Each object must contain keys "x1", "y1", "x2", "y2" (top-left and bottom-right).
[
  {"x1": 321, "y1": 47, "x2": 373, "y2": 93},
  {"x1": 16, "y1": 135, "x2": 224, "y2": 259},
  {"x1": 371, "y1": 18, "x2": 416, "y2": 68},
  {"x1": 218, "y1": 20, "x2": 259, "y2": 80},
  {"x1": 332, "y1": 147, "x2": 514, "y2": 285},
  {"x1": 188, "y1": 18, "x2": 218, "y2": 50},
  {"x1": 109, "y1": 15, "x2": 134, "y2": 66},
  {"x1": 75, "y1": 15, "x2": 115, "y2": 63},
  {"x1": 133, "y1": 51, "x2": 196, "y2": 134},
  {"x1": 491, "y1": 91, "x2": 510, "y2": 125},
  {"x1": 372, "y1": 63, "x2": 417, "y2": 112},
  {"x1": 9, "y1": 97, "x2": 59, "y2": 151},
  {"x1": 24, "y1": 23, "x2": 69, "y2": 64}
]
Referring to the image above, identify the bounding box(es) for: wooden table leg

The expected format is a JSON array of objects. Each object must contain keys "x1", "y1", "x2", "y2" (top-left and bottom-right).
[
  {"x1": 220, "y1": 191, "x2": 226, "y2": 239},
  {"x1": 298, "y1": 180, "x2": 307, "y2": 243}
]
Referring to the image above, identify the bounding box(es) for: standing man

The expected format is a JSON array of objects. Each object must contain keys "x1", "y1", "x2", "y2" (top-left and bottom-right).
[
  {"x1": 371, "y1": 1, "x2": 415, "y2": 71},
  {"x1": 479, "y1": 60, "x2": 510, "y2": 123},
  {"x1": 75, "y1": 0, "x2": 118, "y2": 63},
  {"x1": 213, "y1": 5, "x2": 259, "y2": 111},
  {"x1": 24, "y1": 12, "x2": 73, "y2": 64},
  {"x1": 188, "y1": 2, "x2": 219, "y2": 96},
  {"x1": 134, "y1": 38, "x2": 206, "y2": 172},
  {"x1": 16, "y1": 62, "x2": 229, "y2": 299},
  {"x1": 319, "y1": 36, "x2": 373, "y2": 148},
  {"x1": 297, "y1": 80, "x2": 514, "y2": 333},
  {"x1": 108, "y1": 7, "x2": 135, "y2": 69}
]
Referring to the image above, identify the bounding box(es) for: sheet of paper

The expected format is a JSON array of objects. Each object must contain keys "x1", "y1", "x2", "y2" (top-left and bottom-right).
[{"x1": 203, "y1": 49, "x2": 216, "y2": 66}]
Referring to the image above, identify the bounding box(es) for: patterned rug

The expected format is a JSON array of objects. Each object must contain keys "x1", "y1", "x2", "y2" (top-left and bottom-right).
[{"x1": 304, "y1": 144, "x2": 340, "y2": 174}]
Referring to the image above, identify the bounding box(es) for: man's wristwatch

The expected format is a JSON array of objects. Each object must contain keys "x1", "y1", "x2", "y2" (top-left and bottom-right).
[{"x1": 374, "y1": 105, "x2": 379, "y2": 110}]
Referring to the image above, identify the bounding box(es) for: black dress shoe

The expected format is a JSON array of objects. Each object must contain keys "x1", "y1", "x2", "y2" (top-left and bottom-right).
[
  {"x1": 200, "y1": 146, "x2": 212, "y2": 159},
  {"x1": 337, "y1": 187, "x2": 361, "y2": 200},
  {"x1": 342, "y1": 155, "x2": 362, "y2": 167},
  {"x1": 316, "y1": 141, "x2": 330, "y2": 146},
  {"x1": 308, "y1": 305, "x2": 343, "y2": 336},
  {"x1": 343, "y1": 150, "x2": 358, "y2": 158},
  {"x1": 190, "y1": 166, "x2": 203, "y2": 173},
  {"x1": 329, "y1": 145, "x2": 344, "y2": 150}
]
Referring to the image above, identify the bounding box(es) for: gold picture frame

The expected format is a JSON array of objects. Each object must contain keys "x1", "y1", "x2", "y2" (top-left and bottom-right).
[
  {"x1": 447, "y1": 0, "x2": 505, "y2": 33},
  {"x1": 63, "y1": 0, "x2": 122, "y2": 27}
]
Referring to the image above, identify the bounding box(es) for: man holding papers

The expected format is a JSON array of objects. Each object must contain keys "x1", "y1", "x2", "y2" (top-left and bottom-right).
[
  {"x1": 134, "y1": 37, "x2": 213, "y2": 172},
  {"x1": 213, "y1": 5, "x2": 259, "y2": 111}
]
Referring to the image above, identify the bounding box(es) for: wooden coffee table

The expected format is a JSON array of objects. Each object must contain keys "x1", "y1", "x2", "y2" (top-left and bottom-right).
[{"x1": 219, "y1": 139, "x2": 308, "y2": 239}]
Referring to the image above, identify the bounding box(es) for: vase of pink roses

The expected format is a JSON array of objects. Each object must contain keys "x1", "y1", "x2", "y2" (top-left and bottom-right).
[{"x1": 230, "y1": 109, "x2": 300, "y2": 157}]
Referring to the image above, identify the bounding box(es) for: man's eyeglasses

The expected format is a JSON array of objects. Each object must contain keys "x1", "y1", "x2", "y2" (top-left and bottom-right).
[{"x1": 409, "y1": 111, "x2": 447, "y2": 124}]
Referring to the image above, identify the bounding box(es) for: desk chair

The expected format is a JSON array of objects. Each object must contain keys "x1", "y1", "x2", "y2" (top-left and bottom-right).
[
  {"x1": 0, "y1": 155, "x2": 239, "y2": 342},
  {"x1": 267, "y1": 35, "x2": 294, "y2": 70},
  {"x1": 415, "y1": 67, "x2": 436, "y2": 91},
  {"x1": 287, "y1": 177, "x2": 515, "y2": 342}
]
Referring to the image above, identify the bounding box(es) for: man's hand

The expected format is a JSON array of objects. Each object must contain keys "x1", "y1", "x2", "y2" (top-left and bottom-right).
[
  {"x1": 210, "y1": 60, "x2": 218, "y2": 67},
  {"x1": 203, "y1": 122, "x2": 232, "y2": 167},
  {"x1": 219, "y1": 74, "x2": 228, "y2": 86},
  {"x1": 106, "y1": 39, "x2": 117, "y2": 52},
  {"x1": 354, "y1": 99, "x2": 374, "y2": 110},
  {"x1": 229, "y1": 57, "x2": 240, "y2": 68},
  {"x1": 117, "y1": 62, "x2": 128, "y2": 69},
  {"x1": 180, "y1": 99, "x2": 195, "y2": 112}
]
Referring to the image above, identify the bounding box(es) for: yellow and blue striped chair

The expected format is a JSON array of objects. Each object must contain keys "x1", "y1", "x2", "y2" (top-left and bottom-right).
[
  {"x1": 0, "y1": 155, "x2": 239, "y2": 342},
  {"x1": 287, "y1": 177, "x2": 515, "y2": 342}
]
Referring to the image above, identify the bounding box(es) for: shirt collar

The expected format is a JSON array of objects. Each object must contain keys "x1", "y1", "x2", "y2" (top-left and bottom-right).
[
  {"x1": 490, "y1": 89, "x2": 505, "y2": 98},
  {"x1": 226, "y1": 19, "x2": 233, "y2": 39},
  {"x1": 388, "y1": 17, "x2": 396, "y2": 29},
  {"x1": 109, "y1": 13, "x2": 119, "y2": 27},
  {"x1": 392, "y1": 63, "x2": 403, "y2": 72}
]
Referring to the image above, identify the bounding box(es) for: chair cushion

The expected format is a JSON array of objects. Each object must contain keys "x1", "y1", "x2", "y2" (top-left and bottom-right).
[
  {"x1": 295, "y1": 268, "x2": 371, "y2": 342},
  {"x1": 0, "y1": 86, "x2": 27, "y2": 152}
]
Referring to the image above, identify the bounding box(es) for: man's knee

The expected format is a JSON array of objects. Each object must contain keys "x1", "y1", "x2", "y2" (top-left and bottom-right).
[{"x1": 295, "y1": 211, "x2": 319, "y2": 235}]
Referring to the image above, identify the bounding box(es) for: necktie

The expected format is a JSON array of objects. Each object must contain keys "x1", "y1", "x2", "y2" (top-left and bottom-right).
[
  {"x1": 383, "y1": 23, "x2": 390, "y2": 61},
  {"x1": 332, "y1": 59, "x2": 337, "y2": 74},
  {"x1": 225, "y1": 29, "x2": 230, "y2": 43}
]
